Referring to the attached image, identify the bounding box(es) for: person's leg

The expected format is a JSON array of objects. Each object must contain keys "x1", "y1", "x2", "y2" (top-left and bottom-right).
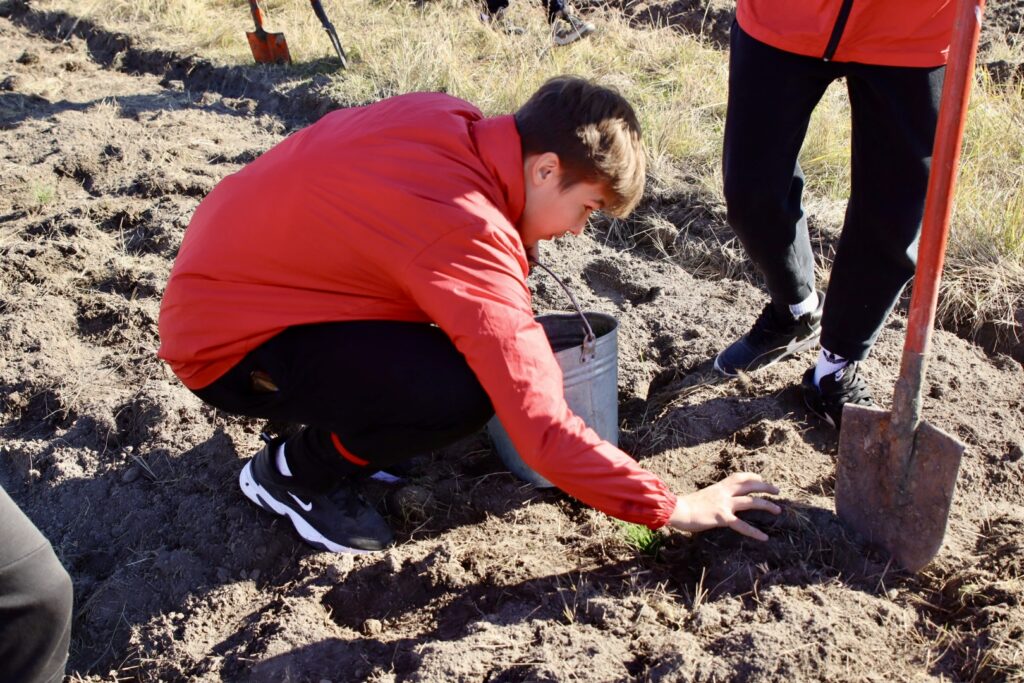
[
  {"x1": 484, "y1": 0, "x2": 509, "y2": 15},
  {"x1": 819, "y1": 63, "x2": 945, "y2": 361},
  {"x1": 714, "y1": 23, "x2": 837, "y2": 376},
  {"x1": 801, "y1": 62, "x2": 943, "y2": 428},
  {"x1": 480, "y1": 0, "x2": 525, "y2": 35},
  {"x1": 541, "y1": 0, "x2": 564, "y2": 23},
  {"x1": 0, "y1": 485, "x2": 74, "y2": 683},
  {"x1": 197, "y1": 320, "x2": 494, "y2": 483},
  {"x1": 195, "y1": 320, "x2": 493, "y2": 552},
  {"x1": 722, "y1": 23, "x2": 836, "y2": 309}
]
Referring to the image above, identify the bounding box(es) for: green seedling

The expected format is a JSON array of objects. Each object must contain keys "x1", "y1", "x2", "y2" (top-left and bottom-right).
[
  {"x1": 28, "y1": 183, "x2": 56, "y2": 213},
  {"x1": 619, "y1": 521, "x2": 663, "y2": 557}
]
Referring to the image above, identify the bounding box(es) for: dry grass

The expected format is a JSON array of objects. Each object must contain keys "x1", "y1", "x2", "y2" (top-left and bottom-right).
[
  {"x1": 35, "y1": 0, "x2": 1024, "y2": 332},
  {"x1": 31, "y1": 0, "x2": 1024, "y2": 343}
]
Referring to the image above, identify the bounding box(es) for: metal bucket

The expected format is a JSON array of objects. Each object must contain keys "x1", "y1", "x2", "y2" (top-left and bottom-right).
[{"x1": 486, "y1": 264, "x2": 619, "y2": 488}]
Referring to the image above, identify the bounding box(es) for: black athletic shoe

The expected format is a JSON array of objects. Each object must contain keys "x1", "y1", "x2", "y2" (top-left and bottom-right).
[
  {"x1": 801, "y1": 363, "x2": 875, "y2": 429},
  {"x1": 552, "y1": 10, "x2": 595, "y2": 45},
  {"x1": 238, "y1": 437, "x2": 393, "y2": 553},
  {"x1": 713, "y1": 292, "x2": 824, "y2": 377}
]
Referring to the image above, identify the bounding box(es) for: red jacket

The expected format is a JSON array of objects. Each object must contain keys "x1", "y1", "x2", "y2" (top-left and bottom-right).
[
  {"x1": 737, "y1": 0, "x2": 956, "y2": 67},
  {"x1": 158, "y1": 93, "x2": 677, "y2": 529}
]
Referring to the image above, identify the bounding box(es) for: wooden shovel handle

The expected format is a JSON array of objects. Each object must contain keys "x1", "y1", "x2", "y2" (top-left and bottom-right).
[{"x1": 893, "y1": 0, "x2": 984, "y2": 426}]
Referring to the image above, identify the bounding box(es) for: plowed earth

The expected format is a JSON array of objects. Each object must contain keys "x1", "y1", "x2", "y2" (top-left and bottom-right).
[{"x1": 1, "y1": 2, "x2": 1022, "y2": 681}]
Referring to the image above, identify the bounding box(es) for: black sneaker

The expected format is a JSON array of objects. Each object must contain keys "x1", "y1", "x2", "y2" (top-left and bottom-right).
[
  {"x1": 801, "y1": 363, "x2": 875, "y2": 429},
  {"x1": 552, "y1": 10, "x2": 595, "y2": 46},
  {"x1": 238, "y1": 436, "x2": 393, "y2": 553},
  {"x1": 713, "y1": 292, "x2": 823, "y2": 376}
]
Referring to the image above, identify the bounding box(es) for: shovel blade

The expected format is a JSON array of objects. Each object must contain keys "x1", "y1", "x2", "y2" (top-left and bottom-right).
[
  {"x1": 247, "y1": 30, "x2": 292, "y2": 65},
  {"x1": 836, "y1": 403, "x2": 964, "y2": 573}
]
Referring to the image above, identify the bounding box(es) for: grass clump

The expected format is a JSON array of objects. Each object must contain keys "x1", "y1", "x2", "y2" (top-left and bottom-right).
[
  {"x1": 28, "y1": 182, "x2": 56, "y2": 214},
  {"x1": 618, "y1": 521, "x2": 664, "y2": 557}
]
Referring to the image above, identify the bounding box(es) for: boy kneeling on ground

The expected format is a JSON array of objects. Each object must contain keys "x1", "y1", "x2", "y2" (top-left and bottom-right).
[{"x1": 158, "y1": 76, "x2": 780, "y2": 554}]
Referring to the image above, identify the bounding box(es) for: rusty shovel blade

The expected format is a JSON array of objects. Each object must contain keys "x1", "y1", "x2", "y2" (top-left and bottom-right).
[
  {"x1": 247, "y1": 28, "x2": 291, "y2": 65},
  {"x1": 247, "y1": 1, "x2": 292, "y2": 65},
  {"x1": 836, "y1": 403, "x2": 964, "y2": 573}
]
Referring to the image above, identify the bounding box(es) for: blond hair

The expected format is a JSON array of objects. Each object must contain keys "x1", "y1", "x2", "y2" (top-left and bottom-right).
[{"x1": 514, "y1": 76, "x2": 646, "y2": 217}]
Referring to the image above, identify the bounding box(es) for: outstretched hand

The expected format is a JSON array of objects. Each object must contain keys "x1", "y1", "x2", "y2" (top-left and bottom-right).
[{"x1": 668, "y1": 472, "x2": 781, "y2": 541}]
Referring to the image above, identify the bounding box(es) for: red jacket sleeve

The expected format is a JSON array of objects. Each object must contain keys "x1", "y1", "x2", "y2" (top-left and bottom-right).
[{"x1": 403, "y1": 223, "x2": 677, "y2": 528}]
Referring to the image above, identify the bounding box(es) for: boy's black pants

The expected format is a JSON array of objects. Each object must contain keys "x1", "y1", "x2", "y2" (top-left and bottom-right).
[
  {"x1": 723, "y1": 24, "x2": 945, "y2": 362},
  {"x1": 0, "y1": 485, "x2": 74, "y2": 683},
  {"x1": 195, "y1": 321, "x2": 494, "y2": 489}
]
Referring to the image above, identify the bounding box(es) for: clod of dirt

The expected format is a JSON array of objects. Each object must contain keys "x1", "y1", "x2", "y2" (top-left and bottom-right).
[
  {"x1": 985, "y1": 59, "x2": 1024, "y2": 83},
  {"x1": 1007, "y1": 441, "x2": 1023, "y2": 462},
  {"x1": 15, "y1": 49, "x2": 38, "y2": 64},
  {"x1": 121, "y1": 465, "x2": 141, "y2": 484},
  {"x1": 101, "y1": 144, "x2": 124, "y2": 160},
  {"x1": 388, "y1": 484, "x2": 432, "y2": 523},
  {"x1": 54, "y1": 154, "x2": 101, "y2": 195},
  {"x1": 0, "y1": 74, "x2": 19, "y2": 90}
]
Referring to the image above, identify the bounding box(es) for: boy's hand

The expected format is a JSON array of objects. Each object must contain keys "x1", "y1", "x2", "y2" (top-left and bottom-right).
[{"x1": 668, "y1": 472, "x2": 781, "y2": 541}]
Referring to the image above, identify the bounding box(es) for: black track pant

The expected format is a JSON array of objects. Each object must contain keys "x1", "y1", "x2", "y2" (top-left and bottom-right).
[
  {"x1": 195, "y1": 321, "x2": 494, "y2": 489},
  {"x1": 0, "y1": 485, "x2": 73, "y2": 683},
  {"x1": 484, "y1": 0, "x2": 565, "y2": 25},
  {"x1": 723, "y1": 24, "x2": 945, "y2": 361}
]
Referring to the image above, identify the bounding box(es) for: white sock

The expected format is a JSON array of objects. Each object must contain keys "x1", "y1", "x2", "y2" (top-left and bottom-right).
[
  {"x1": 789, "y1": 290, "x2": 818, "y2": 318},
  {"x1": 275, "y1": 442, "x2": 293, "y2": 477},
  {"x1": 814, "y1": 347, "x2": 849, "y2": 387}
]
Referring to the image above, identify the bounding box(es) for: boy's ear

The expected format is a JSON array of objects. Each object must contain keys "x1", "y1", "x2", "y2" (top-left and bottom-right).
[{"x1": 526, "y1": 152, "x2": 562, "y2": 187}]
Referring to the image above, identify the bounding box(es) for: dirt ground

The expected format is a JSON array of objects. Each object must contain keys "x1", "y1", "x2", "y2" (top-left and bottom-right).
[{"x1": 1, "y1": 1, "x2": 1022, "y2": 681}]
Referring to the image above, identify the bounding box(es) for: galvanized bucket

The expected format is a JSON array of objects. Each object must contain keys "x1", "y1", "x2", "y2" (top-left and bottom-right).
[{"x1": 487, "y1": 264, "x2": 619, "y2": 488}]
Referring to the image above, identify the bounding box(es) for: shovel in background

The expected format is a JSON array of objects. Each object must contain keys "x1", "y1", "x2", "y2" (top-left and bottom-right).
[
  {"x1": 247, "y1": 0, "x2": 292, "y2": 65},
  {"x1": 310, "y1": 0, "x2": 348, "y2": 69},
  {"x1": 836, "y1": 0, "x2": 984, "y2": 574}
]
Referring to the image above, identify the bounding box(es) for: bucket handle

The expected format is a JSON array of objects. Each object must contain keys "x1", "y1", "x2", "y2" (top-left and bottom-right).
[{"x1": 533, "y1": 261, "x2": 597, "y2": 362}]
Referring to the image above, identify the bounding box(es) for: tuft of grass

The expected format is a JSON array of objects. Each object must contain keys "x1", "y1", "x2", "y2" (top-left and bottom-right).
[
  {"x1": 26, "y1": 182, "x2": 56, "y2": 214},
  {"x1": 618, "y1": 520, "x2": 664, "y2": 556}
]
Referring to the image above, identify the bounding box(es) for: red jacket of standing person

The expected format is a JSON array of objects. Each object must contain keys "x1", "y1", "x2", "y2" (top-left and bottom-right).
[{"x1": 737, "y1": 0, "x2": 957, "y2": 67}]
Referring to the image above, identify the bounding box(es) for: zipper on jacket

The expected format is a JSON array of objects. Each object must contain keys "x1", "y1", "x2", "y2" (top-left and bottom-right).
[{"x1": 822, "y1": 0, "x2": 855, "y2": 61}]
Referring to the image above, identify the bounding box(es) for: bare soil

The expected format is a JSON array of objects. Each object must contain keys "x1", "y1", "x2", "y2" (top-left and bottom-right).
[{"x1": 1, "y1": 2, "x2": 1022, "y2": 681}]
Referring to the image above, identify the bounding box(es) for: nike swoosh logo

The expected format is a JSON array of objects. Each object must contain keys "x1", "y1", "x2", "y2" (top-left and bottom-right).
[
  {"x1": 784, "y1": 335, "x2": 815, "y2": 353},
  {"x1": 288, "y1": 493, "x2": 313, "y2": 512}
]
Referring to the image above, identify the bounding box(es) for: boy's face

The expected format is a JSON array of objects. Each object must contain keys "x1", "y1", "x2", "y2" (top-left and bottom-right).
[{"x1": 518, "y1": 152, "x2": 609, "y2": 249}]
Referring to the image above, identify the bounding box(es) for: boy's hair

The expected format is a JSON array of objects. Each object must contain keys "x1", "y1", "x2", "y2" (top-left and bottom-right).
[{"x1": 514, "y1": 76, "x2": 646, "y2": 217}]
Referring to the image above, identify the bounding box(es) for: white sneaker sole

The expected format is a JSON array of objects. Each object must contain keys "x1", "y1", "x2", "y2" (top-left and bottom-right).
[
  {"x1": 238, "y1": 461, "x2": 376, "y2": 555},
  {"x1": 553, "y1": 26, "x2": 594, "y2": 46}
]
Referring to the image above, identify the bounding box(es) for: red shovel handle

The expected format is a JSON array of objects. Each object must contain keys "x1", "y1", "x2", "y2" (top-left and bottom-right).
[
  {"x1": 249, "y1": 0, "x2": 267, "y2": 33},
  {"x1": 904, "y1": 0, "x2": 984, "y2": 355},
  {"x1": 893, "y1": 0, "x2": 984, "y2": 427}
]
